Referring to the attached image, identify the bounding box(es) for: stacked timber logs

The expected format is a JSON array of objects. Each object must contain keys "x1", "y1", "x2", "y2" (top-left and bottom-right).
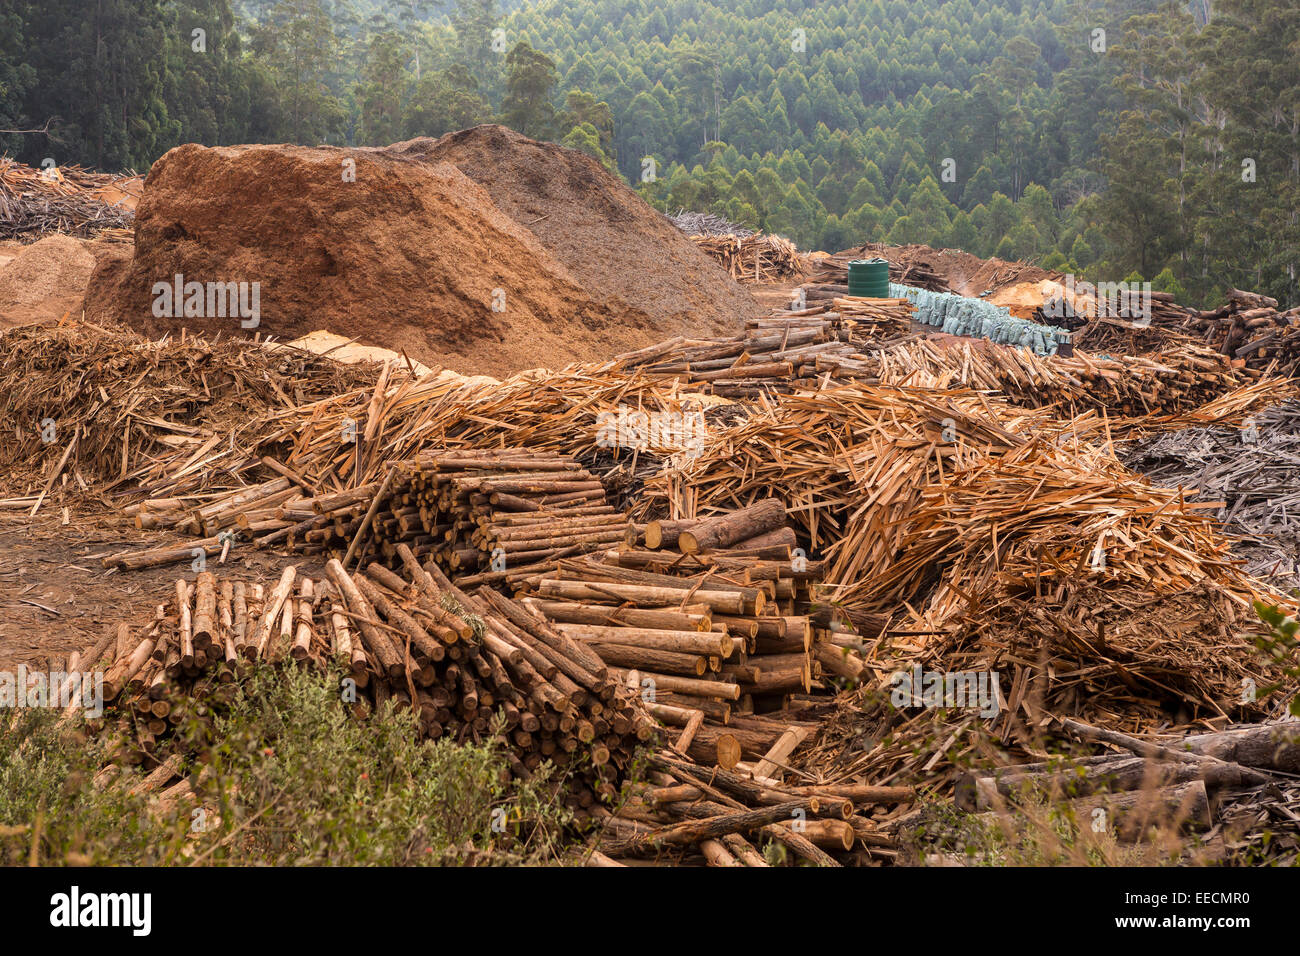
[
  {"x1": 1187, "y1": 289, "x2": 1300, "y2": 371},
  {"x1": 104, "y1": 448, "x2": 629, "y2": 576},
  {"x1": 613, "y1": 313, "x2": 885, "y2": 397},
  {"x1": 328, "y1": 549, "x2": 656, "y2": 810},
  {"x1": 518, "y1": 500, "x2": 870, "y2": 772},
  {"x1": 379, "y1": 449, "x2": 630, "y2": 583},
  {"x1": 72, "y1": 548, "x2": 655, "y2": 821}
]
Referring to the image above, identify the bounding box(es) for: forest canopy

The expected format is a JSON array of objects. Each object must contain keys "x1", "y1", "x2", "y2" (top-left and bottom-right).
[{"x1": 1, "y1": 0, "x2": 1294, "y2": 308}]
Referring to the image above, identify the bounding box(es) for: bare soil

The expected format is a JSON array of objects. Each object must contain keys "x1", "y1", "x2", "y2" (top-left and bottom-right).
[{"x1": 0, "y1": 507, "x2": 325, "y2": 669}]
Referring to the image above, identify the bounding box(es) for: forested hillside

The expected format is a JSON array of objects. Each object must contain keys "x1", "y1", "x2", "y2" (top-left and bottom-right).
[{"x1": 0, "y1": 0, "x2": 1295, "y2": 306}]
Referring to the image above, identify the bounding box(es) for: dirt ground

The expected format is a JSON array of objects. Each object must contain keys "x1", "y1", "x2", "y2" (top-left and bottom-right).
[{"x1": 0, "y1": 506, "x2": 327, "y2": 669}]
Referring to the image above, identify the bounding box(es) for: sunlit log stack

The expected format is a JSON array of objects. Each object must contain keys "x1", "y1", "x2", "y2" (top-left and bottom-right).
[
  {"x1": 73, "y1": 547, "x2": 656, "y2": 824},
  {"x1": 614, "y1": 312, "x2": 902, "y2": 397},
  {"x1": 513, "y1": 498, "x2": 870, "y2": 772},
  {"x1": 376, "y1": 448, "x2": 630, "y2": 583},
  {"x1": 106, "y1": 448, "x2": 630, "y2": 577}
]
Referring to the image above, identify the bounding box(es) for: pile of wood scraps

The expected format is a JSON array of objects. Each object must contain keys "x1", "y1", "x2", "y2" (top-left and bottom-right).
[
  {"x1": 592, "y1": 749, "x2": 913, "y2": 865},
  {"x1": 832, "y1": 296, "x2": 915, "y2": 340},
  {"x1": 1123, "y1": 399, "x2": 1300, "y2": 587},
  {"x1": 3, "y1": 324, "x2": 720, "y2": 561},
  {"x1": 1041, "y1": 289, "x2": 1193, "y2": 335},
  {"x1": 895, "y1": 435, "x2": 1288, "y2": 725},
  {"x1": 688, "y1": 232, "x2": 802, "y2": 282},
  {"x1": 667, "y1": 210, "x2": 755, "y2": 238},
  {"x1": 638, "y1": 382, "x2": 1040, "y2": 627},
  {"x1": 0, "y1": 324, "x2": 375, "y2": 505},
  {"x1": 872, "y1": 337, "x2": 1263, "y2": 419},
  {"x1": 1068, "y1": 315, "x2": 1199, "y2": 355},
  {"x1": 0, "y1": 156, "x2": 138, "y2": 240}
]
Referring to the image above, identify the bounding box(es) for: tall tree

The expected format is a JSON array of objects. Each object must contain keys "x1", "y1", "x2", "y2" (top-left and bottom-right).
[{"x1": 500, "y1": 41, "x2": 558, "y2": 140}]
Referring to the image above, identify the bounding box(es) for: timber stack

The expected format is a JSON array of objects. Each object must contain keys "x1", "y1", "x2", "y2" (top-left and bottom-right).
[
  {"x1": 516, "y1": 499, "x2": 870, "y2": 772},
  {"x1": 378, "y1": 448, "x2": 630, "y2": 583},
  {"x1": 1187, "y1": 289, "x2": 1300, "y2": 371},
  {"x1": 73, "y1": 549, "x2": 656, "y2": 823},
  {"x1": 615, "y1": 312, "x2": 891, "y2": 397}
]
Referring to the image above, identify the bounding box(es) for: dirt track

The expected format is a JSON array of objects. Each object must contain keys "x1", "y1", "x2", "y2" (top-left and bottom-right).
[{"x1": 0, "y1": 508, "x2": 325, "y2": 669}]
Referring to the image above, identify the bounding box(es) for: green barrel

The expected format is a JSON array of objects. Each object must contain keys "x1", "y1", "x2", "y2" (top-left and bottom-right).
[{"x1": 847, "y1": 258, "x2": 890, "y2": 298}]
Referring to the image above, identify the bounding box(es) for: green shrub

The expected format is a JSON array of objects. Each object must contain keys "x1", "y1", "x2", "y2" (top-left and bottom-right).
[{"x1": 0, "y1": 668, "x2": 582, "y2": 866}]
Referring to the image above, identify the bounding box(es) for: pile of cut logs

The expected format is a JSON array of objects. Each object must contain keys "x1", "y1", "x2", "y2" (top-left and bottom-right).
[
  {"x1": 591, "y1": 750, "x2": 913, "y2": 865},
  {"x1": 613, "y1": 313, "x2": 887, "y2": 397},
  {"x1": 106, "y1": 449, "x2": 628, "y2": 577},
  {"x1": 515, "y1": 499, "x2": 870, "y2": 771},
  {"x1": 67, "y1": 548, "x2": 656, "y2": 821},
  {"x1": 1187, "y1": 289, "x2": 1300, "y2": 371},
  {"x1": 832, "y1": 296, "x2": 915, "y2": 340},
  {"x1": 378, "y1": 449, "x2": 629, "y2": 584}
]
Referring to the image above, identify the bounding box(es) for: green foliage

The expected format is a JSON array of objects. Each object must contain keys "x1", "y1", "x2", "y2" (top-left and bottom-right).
[
  {"x1": 501, "y1": 41, "x2": 560, "y2": 139},
  {"x1": 1150, "y1": 267, "x2": 1185, "y2": 300},
  {"x1": 1253, "y1": 602, "x2": 1300, "y2": 716},
  {"x1": 0, "y1": 668, "x2": 577, "y2": 865},
  {"x1": 0, "y1": 0, "x2": 1294, "y2": 306}
]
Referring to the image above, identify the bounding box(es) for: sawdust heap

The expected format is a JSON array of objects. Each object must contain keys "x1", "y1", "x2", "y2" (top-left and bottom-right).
[
  {"x1": 389, "y1": 125, "x2": 760, "y2": 335},
  {"x1": 85, "y1": 129, "x2": 757, "y2": 377},
  {"x1": 0, "y1": 235, "x2": 129, "y2": 328}
]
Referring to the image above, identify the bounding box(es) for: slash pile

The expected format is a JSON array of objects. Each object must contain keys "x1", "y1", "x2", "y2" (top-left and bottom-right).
[
  {"x1": 687, "y1": 232, "x2": 803, "y2": 282},
  {"x1": 872, "y1": 337, "x2": 1266, "y2": 420},
  {"x1": 0, "y1": 157, "x2": 138, "y2": 240},
  {"x1": 1122, "y1": 400, "x2": 1300, "y2": 587}
]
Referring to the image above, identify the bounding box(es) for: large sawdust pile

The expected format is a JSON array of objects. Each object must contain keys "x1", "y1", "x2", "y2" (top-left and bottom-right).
[
  {"x1": 390, "y1": 125, "x2": 759, "y2": 334},
  {"x1": 0, "y1": 235, "x2": 130, "y2": 328},
  {"x1": 85, "y1": 129, "x2": 757, "y2": 376}
]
